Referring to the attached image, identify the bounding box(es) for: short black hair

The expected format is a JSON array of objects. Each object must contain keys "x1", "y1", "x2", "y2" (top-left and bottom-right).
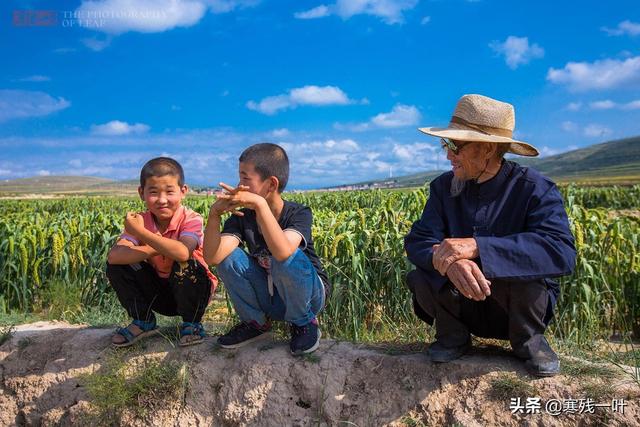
[
  {"x1": 239, "y1": 143, "x2": 289, "y2": 192},
  {"x1": 140, "y1": 157, "x2": 185, "y2": 188}
]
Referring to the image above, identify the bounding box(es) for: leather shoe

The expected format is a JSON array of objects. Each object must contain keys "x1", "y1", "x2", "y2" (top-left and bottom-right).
[{"x1": 427, "y1": 339, "x2": 471, "y2": 363}]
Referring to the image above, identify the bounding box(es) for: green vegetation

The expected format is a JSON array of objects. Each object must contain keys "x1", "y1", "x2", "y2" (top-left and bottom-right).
[
  {"x1": 0, "y1": 324, "x2": 14, "y2": 346},
  {"x1": 488, "y1": 373, "x2": 538, "y2": 401},
  {"x1": 80, "y1": 352, "x2": 189, "y2": 424},
  {"x1": 0, "y1": 186, "x2": 638, "y2": 348}
]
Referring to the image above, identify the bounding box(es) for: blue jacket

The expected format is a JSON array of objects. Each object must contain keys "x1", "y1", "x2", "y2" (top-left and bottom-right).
[{"x1": 405, "y1": 160, "x2": 576, "y2": 304}]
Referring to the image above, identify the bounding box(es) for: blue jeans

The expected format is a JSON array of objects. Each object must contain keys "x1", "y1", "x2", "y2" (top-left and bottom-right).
[{"x1": 216, "y1": 248, "x2": 325, "y2": 327}]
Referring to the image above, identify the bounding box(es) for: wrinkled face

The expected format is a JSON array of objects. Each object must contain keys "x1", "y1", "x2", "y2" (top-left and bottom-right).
[
  {"x1": 238, "y1": 161, "x2": 278, "y2": 197},
  {"x1": 138, "y1": 175, "x2": 187, "y2": 222},
  {"x1": 444, "y1": 140, "x2": 491, "y2": 181}
]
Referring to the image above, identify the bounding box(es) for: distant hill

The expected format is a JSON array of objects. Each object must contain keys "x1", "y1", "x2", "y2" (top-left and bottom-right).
[
  {"x1": 517, "y1": 135, "x2": 640, "y2": 184},
  {"x1": 328, "y1": 136, "x2": 640, "y2": 190},
  {"x1": 0, "y1": 175, "x2": 212, "y2": 196},
  {"x1": 0, "y1": 176, "x2": 135, "y2": 195}
]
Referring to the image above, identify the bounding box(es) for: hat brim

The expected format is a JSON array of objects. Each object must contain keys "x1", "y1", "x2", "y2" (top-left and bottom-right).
[{"x1": 418, "y1": 126, "x2": 539, "y2": 157}]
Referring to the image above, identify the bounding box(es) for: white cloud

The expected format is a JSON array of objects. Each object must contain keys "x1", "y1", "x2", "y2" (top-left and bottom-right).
[
  {"x1": 271, "y1": 128, "x2": 290, "y2": 138},
  {"x1": 621, "y1": 100, "x2": 640, "y2": 110},
  {"x1": 547, "y1": 55, "x2": 640, "y2": 91},
  {"x1": 0, "y1": 128, "x2": 447, "y2": 188},
  {"x1": 561, "y1": 121, "x2": 578, "y2": 132},
  {"x1": 577, "y1": 99, "x2": 640, "y2": 110},
  {"x1": 81, "y1": 36, "x2": 113, "y2": 51},
  {"x1": 420, "y1": 16, "x2": 431, "y2": 25},
  {"x1": 489, "y1": 36, "x2": 544, "y2": 69},
  {"x1": 371, "y1": 104, "x2": 421, "y2": 128},
  {"x1": 75, "y1": 0, "x2": 257, "y2": 36},
  {"x1": 565, "y1": 102, "x2": 582, "y2": 111},
  {"x1": 75, "y1": 0, "x2": 207, "y2": 34},
  {"x1": 206, "y1": 0, "x2": 259, "y2": 13},
  {"x1": 392, "y1": 142, "x2": 435, "y2": 161},
  {"x1": 0, "y1": 90, "x2": 70, "y2": 122},
  {"x1": 37, "y1": 170, "x2": 51, "y2": 176},
  {"x1": 91, "y1": 120, "x2": 151, "y2": 136},
  {"x1": 335, "y1": 0, "x2": 418, "y2": 24},
  {"x1": 247, "y1": 85, "x2": 353, "y2": 115},
  {"x1": 589, "y1": 100, "x2": 616, "y2": 110},
  {"x1": 14, "y1": 75, "x2": 51, "y2": 82},
  {"x1": 294, "y1": 5, "x2": 330, "y2": 19},
  {"x1": 583, "y1": 124, "x2": 612, "y2": 138},
  {"x1": 602, "y1": 20, "x2": 640, "y2": 37},
  {"x1": 294, "y1": 0, "x2": 417, "y2": 25},
  {"x1": 338, "y1": 104, "x2": 421, "y2": 130}
]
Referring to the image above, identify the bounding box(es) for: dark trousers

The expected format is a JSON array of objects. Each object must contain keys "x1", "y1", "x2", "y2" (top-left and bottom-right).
[
  {"x1": 106, "y1": 259, "x2": 212, "y2": 324},
  {"x1": 406, "y1": 267, "x2": 553, "y2": 359}
]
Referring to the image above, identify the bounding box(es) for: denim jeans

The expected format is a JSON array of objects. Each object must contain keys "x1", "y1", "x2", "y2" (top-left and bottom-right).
[{"x1": 216, "y1": 248, "x2": 325, "y2": 327}]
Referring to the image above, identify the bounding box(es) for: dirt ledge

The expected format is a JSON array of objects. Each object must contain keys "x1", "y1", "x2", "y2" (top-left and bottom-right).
[{"x1": 0, "y1": 322, "x2": 638, "y2": 426}]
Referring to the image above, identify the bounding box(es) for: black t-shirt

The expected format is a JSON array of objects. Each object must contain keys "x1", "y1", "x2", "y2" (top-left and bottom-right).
[{"x1": 221, "y1": 200, "x2": 331, "y2": 291}]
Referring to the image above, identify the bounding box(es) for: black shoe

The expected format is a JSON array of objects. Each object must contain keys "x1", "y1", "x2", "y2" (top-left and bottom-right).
[
  {"x1": 524, "y1": 342, "x2": 560, "y2": 377},
  {"x1": 290, "y1": 321, "x2": 321, "y2": 356},
  {"x1": 217, "y1": 322, "x2": 270, "y2": 349},
  {"x1": 427, "y1": 339, "x2": 471, "y2": 363}
]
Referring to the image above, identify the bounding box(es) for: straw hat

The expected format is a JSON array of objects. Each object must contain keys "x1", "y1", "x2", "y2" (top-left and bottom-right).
[{"x1": 418, "y1": 94, "x2": 539, "y2": 157}]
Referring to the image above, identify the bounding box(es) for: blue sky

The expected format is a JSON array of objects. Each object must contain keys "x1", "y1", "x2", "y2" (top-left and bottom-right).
[{"x1": 1, "y1": 0, "x2": 639, "y2": 189}]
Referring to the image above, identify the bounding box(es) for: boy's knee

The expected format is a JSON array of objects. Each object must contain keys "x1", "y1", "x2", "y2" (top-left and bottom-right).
[
  {"x1": 106, "y1": 262, "x2": 126, "y2": 279},
  {"x1": 216, "y1": 248, "x2": 248, "y2": 276},
  {"x1": 271, "y1": 248, "x2": 307, "y2": 273}
]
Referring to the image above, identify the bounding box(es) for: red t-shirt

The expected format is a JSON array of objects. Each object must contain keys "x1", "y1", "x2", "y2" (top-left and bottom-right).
[{"x1": 119, "y1": 206, "x2": 218, "y2": 293}]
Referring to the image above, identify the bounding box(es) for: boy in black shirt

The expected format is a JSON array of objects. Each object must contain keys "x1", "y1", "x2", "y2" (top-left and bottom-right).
[{"x1": 203, "y1": 143, "x2": 329, "y2": 355}]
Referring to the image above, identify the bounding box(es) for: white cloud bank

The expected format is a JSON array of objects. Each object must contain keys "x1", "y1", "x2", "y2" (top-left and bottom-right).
[
  {"x1": 547, "y1": 55, "x2": 640, "y2": 91},
  {"x1": 91, "y1": 120, "x2": 151, "y2": 135},
  {"x1": 294, "y1": 0, "x2": 418, "y2": 25},
  {"x1": 0, "y1": 90, "x2": 70, "y2": 122},
  {"x1": 247, "y1": 85, "x2": 356, "y2": 115},
  {"x1": 489, "y1": 36, "x2": 544, "y2": 69}
]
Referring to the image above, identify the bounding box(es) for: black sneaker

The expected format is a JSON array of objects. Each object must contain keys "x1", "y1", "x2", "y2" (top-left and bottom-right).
[
  {"x1": 217, "y1": 322, "x2": 271, "y2": 349},
  {"x1": 290, "y1": 321, "x2": 321, "y2": 356}
]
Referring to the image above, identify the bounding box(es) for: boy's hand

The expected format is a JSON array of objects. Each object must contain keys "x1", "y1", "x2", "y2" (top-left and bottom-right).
[
  {"x1": 209, "y1": 183, "x2": 250, "y2": 217},
  {"x1": 124, "y1": 212, "x2": 146, "y2": 239},
  {"x1": 215, "y1": 182, "x2": 265, "y2": 212},
  {"x1": 210, "y1": 197, "x2": 244, "y2": 217}
]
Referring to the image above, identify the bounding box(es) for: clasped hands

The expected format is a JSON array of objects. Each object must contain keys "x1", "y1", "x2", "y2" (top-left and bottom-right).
[
  {"x1": 123, "y1": 212, "x2": 158, "y2": 257},
  {"x1": 432, "y1": 238, "x2": 491, "y2": 301},
  {"x1": 209, "y1": 182, "x2": 264, "y2": 217}
]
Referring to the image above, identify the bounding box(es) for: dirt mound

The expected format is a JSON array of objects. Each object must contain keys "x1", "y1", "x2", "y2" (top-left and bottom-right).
[{"x1": 1, "y1": 322, "x2": 638, "y2": 426}]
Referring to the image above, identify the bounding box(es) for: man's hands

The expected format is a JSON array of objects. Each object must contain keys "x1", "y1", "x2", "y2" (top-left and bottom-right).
[
  {"x1": 432, "y1": 237, "x2": 490, "y2": 301},
  {"x1": 432, "y1": 238, "x2": 479, "y2": 276},
  {"x1": 124, "y1": 212, "x2": 146, "y2": 240},
  {"x1": 209, "y1": 182, "x2": 265, "y2": 217},
  {"x1": 447, "y1": 259, "x2": 491, "y2": 301}
]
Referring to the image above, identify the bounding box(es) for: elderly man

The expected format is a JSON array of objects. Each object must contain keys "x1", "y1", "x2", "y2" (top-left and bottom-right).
[{"x1": 405, "y1": 94, "x2": 576, "y2": 377}]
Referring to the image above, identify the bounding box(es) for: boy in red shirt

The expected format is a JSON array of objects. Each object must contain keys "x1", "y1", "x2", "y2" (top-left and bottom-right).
[{"x1": 107, "y1": 157, "x2": 217, "y2": 347}]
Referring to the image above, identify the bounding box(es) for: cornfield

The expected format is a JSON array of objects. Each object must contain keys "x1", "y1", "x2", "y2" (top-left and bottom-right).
[{"x1": 0, "y1": 185, "x2": 638, "y2": 343}]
